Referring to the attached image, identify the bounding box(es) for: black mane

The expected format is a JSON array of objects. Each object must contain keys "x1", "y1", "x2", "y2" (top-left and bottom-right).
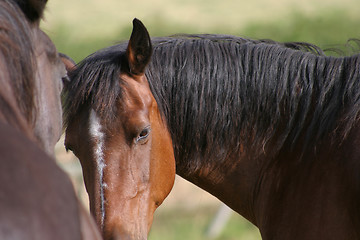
[
  {"x1": 147, "y1": 36, "x2": 360, "y2": 172},
  {"x1": 64, "y1": 34, "x2": 360, "y2": 173}
]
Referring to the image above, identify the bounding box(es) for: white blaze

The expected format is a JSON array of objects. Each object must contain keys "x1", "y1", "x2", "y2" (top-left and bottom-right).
[{"x1": 89, "y1": 109, "x2": 106, "y2": 227}]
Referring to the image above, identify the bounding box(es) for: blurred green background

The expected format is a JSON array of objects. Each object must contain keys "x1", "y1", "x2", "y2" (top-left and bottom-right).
[
  {"x1": 47, "y1": 0, "x2": 360, "y2": 239},
  {"x1": 42, "y1": 0, "x2": 360, "y2": 63}
]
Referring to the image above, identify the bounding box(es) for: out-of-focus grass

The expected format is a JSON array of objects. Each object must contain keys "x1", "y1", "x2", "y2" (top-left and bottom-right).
[
  {"x1": 47, "y1": 9, "x2": 360, "y2": 62},
  {"x1": 241, "y1": 9, "x2": 360, "y2": 53},
  {"x1": 42, "y1": 0, "x2": 360, "y2": 62},
  {"x1": 52, "y1": 11, "x2": 360, "y2": 63},
  {"x1": 149, "y1": 206, "x2": 261, "y2": 240}
]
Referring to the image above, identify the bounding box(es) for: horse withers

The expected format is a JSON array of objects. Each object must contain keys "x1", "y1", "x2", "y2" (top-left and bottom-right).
[
  {"x1": 0, "y1": 0, "x2": 101, "y2": 239},
  {"x1": 64, "y1": 19, "x2": 360, "y2": 239}
]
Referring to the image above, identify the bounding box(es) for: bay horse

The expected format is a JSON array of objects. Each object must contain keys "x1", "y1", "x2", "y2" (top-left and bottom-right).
[
  {"x1": 64, "y1": 19, "x2": 360, "y2": 239},
  {"x1": 0, "y1": 0, "x2": 101, "y2": 239}
]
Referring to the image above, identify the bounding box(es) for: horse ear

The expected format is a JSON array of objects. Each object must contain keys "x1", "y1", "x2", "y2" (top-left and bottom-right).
[
  {"x1": 14, "y1": 0, "x2": 48, "y2": 23},
  {"x1": 59, "y1": 53, "x2": 76, "y2": 73},
  {"x1": 126, "y1": 18, "x2": 152, "y2": 75},
  {"x1": 59, "y1": 53, "x2": 76, "y2": 87}
]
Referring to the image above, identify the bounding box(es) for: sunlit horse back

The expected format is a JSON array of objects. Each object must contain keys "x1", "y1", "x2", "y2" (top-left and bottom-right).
[
  {"x1": 64, "y1": 19, "x2": 360, "y2": 239},
  {"x1": 0, "y1": 0, "x2": 101, "y2": 239}
]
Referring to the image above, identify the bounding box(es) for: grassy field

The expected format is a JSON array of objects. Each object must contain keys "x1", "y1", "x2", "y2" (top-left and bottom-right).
[
  {"x1": 149, "y1": 206, "x2": 260, "y2": 240},
  {"x1": 42, "y1": 0, "x2": 360, "y2": 62},
  {"x1": 50, "y1": 0, "x2": 360, "y2": 239}
]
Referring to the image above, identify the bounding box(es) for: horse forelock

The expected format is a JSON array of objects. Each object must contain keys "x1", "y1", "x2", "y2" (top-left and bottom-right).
[
  {"x1": 0, "y1": 0, "x2": 36, "y2": 132},
  {"x1": 63, "y1": 45, "x2": 127, "y2": 130}
]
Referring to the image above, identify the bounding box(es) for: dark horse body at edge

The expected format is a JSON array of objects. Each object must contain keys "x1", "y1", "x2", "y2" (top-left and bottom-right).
[
  {"x1": 64, "y1": 19, "x2": 360, "y2": 239},
  {"x1": 0, "y1": 1, "x2": 101, "y2": 239}
]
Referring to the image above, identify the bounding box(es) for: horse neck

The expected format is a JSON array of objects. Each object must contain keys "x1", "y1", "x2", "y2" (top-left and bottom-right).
[
  {"x1": 253, "y1": 127, "x2": 360, "y2": 239},
  {"x1": 174, "y1": 149, "x2": 262, "y2": 224},
  {"x1": 257, "y1": 54, "x2": 360, "y2": 239},
  {"x1": 148, "y1": 45, "x2": 360, "y2": 230},
  {"x1": 0, "y1": 67, "x2": 34, "y2": 139},
  {"x1": 0, "y1": 2, "x2": 36, "y2": 141},
  {"x1": 0, "y1": 107, "x2": 32, "y2": 137}
]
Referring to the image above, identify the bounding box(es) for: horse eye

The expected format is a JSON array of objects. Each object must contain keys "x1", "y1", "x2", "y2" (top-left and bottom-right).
[{"x1": 136, "y1": 126, "x2": 151, "y2": 144}]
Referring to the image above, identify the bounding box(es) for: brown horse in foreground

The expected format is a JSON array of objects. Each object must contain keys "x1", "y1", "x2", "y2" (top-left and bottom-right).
[
  {"x1": 64, "y1": 19, "x2": 360, "y2": 239},
  {"x1": 0, "y1": 0, "x2": 101, "y2": 239}
]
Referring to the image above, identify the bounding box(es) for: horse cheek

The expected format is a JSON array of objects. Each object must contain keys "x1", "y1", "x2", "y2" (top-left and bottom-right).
[{"x1": 149, "y1": 103, "x2": 176, "y2": 211}]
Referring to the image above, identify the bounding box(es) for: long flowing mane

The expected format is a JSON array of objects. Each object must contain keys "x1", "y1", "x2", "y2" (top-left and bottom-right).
[
  {"x1": 148, "y1": 36, "x2": 360, "y2": 172},
  {"x1": 64, "y1": 34, "x2": 360, "y2": 173},
  {"x1": 0, "y1": 0, "x2": 36, "y2": 131}
]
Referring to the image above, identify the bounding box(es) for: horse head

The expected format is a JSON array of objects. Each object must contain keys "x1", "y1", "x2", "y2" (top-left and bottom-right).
[
  {"x1": 64, "y1": 19, "x2": 175, "y2": 240},
  {"x1": 32, "y1": 28, "x2": 68, "y2": 155},
  {"x1": 0, "y1": 0, "x2": 70, "y2": 155}
]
